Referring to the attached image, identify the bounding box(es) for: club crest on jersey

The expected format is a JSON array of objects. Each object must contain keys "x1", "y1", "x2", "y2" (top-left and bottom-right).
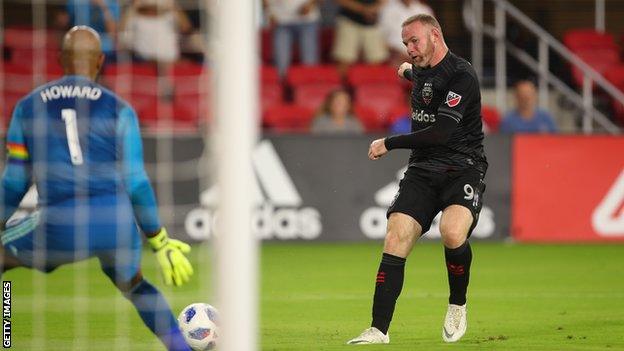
[
  {"x1": 421, "y1": 82, "x2": 433, "y2": 105},
  {"x1": 445, "y1": 91, "x2": 462, "y2": 107}
]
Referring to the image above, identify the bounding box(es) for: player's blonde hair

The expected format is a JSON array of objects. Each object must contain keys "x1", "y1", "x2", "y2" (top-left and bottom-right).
[{"x1": 402, "y1": 14, "x2": 443, "y2": 36}]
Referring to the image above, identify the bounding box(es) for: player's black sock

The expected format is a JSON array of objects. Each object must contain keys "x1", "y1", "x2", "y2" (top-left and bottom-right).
[
  {"x1": 444, "y1": 241, "x2": 472, "y2": 305},
  {"x1": 371, "y1": 253, "x2": 406, "y2": 334}
]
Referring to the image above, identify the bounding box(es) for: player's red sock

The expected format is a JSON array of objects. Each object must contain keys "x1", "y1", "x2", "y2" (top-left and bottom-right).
[
  {"x1": 444, "y1": 241, "x2": 472, "y2": 305},
  {"x1": 371, "y1": 253, "x2": 406, "y2": 334}
]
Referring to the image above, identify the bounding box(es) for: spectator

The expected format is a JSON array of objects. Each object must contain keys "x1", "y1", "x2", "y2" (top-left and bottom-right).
[
  {"x1": 500, "y1": 80, "x2": 558, "y2": 133},
  {"x1": 119, "y1": 0, "x2": 193, "y2": 66},
  {"x1": 264, "y1": 0, "x2": 321, "y2": 77},
  {"x1": 312, "y1": 88, "x2": 364, "y2": 134},
  {"x1": 380, "y1": 0, "x2": 433, "y2": 66},
  {"x1": 56, "y1": 0, "x2": 120, "y2": 62},
  {"x1": 389, "y1": 110, "x2": 411, "y2": 134},
  {"x1": 332, "y1": 0, "x2": 389, "y2": 76}
]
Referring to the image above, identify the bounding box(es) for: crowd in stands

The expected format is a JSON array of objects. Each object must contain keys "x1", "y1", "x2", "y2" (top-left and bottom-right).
[{"x1": 13, "y1": 0, "x2": 624, "y2": 134}]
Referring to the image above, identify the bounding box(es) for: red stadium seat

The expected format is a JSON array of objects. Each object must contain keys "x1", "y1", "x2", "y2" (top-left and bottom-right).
[
  {"x1": 1, "y1": 92, "x2": 23, "y2": 126},
  {"x1": 481, "y1": 105, "x2": 501, "y2": 133},
  {"x1": 261, "y1": 29, "x2": 273, "y2": 65},
  {"x1": 354, "y1": 83, "x2": 405, "y2": 119},
  {"x1": 570, "y1": 49, "x2": 620, "y2": 88},
  {"x1": 286, "y1": 65, "x2": 341, "y2": 87},
  {"x1": 3, "y1": 27, "x2": 62, "y2": 50},
  {"x1": 563, "y1": 29, "x2": 618, "y2": 52},
  {"x1": 346, "y1": 64, "x2": 400, "y2": 87},
  {"x1": 261, "y1": 65, "x2": 280, "y2": 85},
  {"x1": 261, "y1": 82, "x2": 284, "y2": 112},
  {"x1": 103, "y1": 63, "x2": 158, "y2": 77},
  {"x1": 293, "y1": 83, "x2": 341, "y2": 111},
  {"x1": 171, "y1": 62, "x2": 204, "y2": 77},
  {"x1": 263, "y1": 104, "x2": 314, "y2": 133},
  {"x1": 604, "y1": 65, "x2": 624, "y2": 124},
  {"x1": 2, "y1": 63, "x2": 35, "y2": 94},
  {"x1": 354, "y1": 104, "x2": 386, "y2": 132},
  {"x1": 173, "y1": 94, "x2": 206, "y2": 126}
]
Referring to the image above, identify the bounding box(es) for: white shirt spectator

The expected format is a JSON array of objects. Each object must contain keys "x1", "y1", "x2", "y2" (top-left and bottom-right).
[
  {"x1": 380, "y1": 0, "x2": 434, "y2": 52},
  {"x1": 265, "y1": 0, "x2": 320, "y2": 24}
]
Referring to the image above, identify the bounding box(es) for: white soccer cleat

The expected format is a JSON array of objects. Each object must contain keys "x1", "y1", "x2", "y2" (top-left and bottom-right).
[
  {"x1": 442, "y1": 304, "x2": 467, "y2": 342},
  {"x1": 346, "y1": 327, "x2": 389, "y2": 345}
]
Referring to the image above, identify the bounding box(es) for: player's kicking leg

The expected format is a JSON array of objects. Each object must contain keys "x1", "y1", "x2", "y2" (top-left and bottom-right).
[
  {"x1": 99, "y1": 249, "x2": 192, "y2": 351},
  {"x1": 439, "y1": 205, "x2": 473, "y2": 343},
  {"x1": 347, "y1": 213, "x2": 421, "y2": 345}
]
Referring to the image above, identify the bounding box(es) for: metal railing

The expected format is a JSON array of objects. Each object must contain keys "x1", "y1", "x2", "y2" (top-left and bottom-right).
[{"x1": 465, "y1": 0, "x2": 621, "y2": 134}]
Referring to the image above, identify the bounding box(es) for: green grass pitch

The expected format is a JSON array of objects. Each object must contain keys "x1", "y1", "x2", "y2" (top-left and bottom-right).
[{"x1": 3, "y1": 242, "x2": 624, "y2": 350}]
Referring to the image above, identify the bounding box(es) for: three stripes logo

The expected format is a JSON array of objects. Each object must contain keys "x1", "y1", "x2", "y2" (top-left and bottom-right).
[
  {"x1": 592, "y1": 169, "x2": 624, "y2": 237},
  {"x1": 185, "y1": 140, "x2": 322, "y2": 240}
]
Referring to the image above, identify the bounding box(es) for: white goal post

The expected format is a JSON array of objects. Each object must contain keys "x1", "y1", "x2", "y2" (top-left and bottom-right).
[{"x1": 211, "y1": 0, "x2": 259, "y2": 350}]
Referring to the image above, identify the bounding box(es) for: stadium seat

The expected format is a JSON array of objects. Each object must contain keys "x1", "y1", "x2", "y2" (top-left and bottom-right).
[
  {"x1": 102, "y1": 63, "x2": 158, "y2": 77},
  {"x1": 3, "y1": 27, "x2": 62, "y2": 50},
  {"x1": 1, "y1": 92, "x2": 23, "y2": 125},
  {"x1": 261, "y1": 65, "x2": 280, "y2": 85},
  {"x1": 263, "y1": 103, "x2": 314, "y2": 133},
  {"x1": 7, "y1": 48, "x2": 60, "y2": 70},
  {"x1": 354, "y1": 83, "x2": 405, "y2": 119},
  {"x1": 171, "y1": 61, "x2": 204, "y2": 77},
  {"x1": 346, "y1": 64, "x2": 400, "y2": 87},
  {"x1": 481, "y1": 105, "x2": 501, "y2": 133},
  {"x1": 354, "y1": 104, "x2": 386, "y2": 133},
  {"x1": 292, "y1": 83, "x2": 342, "y2": 112},
  {"x1": 604, "y1": 65, "x2": 624, "y2": 124},
  {"x1": 173, "y1": 95, "x2": 206, "y2": 127},
  {"x1": 2, "y1": 63, "x2": 35, "y2": 94},
  {"x1": 563, "y1": 29, "x2": 618, "y2": 52},
  {"x1": 261, "y1": 82, "x2": 284, "y2": 112},
  {"x1": 261, "y1": 29, "x2": 273, "y2": 65},
  {"x1": 286, "y1": 65, "x2": 342, "y2": 87},
  {"x1": 570, "y1": 49, "x2": 620, "y2": 88}
]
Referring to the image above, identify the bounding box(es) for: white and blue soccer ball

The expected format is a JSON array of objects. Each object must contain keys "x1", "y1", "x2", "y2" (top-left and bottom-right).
[{"x1": 178, "y1": 303, "x2": 219, "y2": 351}]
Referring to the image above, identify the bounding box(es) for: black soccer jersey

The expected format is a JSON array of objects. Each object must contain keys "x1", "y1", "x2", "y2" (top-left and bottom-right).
[{"x1": 404, "y1": 51, "x2": 487, "y2": 173}]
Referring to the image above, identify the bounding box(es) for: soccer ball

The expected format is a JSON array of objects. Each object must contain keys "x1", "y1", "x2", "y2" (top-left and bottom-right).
[{"x1": 178, "y1": 303, "x2": 219, "y2": 351}]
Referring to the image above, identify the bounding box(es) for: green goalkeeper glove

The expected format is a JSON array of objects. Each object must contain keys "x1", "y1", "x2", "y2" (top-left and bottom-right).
[{"x1": 147, "y1": 228, "x2": 194, "y2": 286}]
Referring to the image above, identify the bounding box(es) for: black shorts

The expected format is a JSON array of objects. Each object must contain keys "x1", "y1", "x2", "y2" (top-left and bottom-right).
[{"x1": 387, "y1": 166, "x2": 486, "y2": 236}]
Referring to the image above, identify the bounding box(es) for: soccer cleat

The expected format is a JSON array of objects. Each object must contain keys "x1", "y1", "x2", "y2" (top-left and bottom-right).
[
  {"x1": 442, "y1": 304, "x2": 467, "y2": 342},
  {"x1": 346, "y1": 327, "x2": 389, "y2": 345}
]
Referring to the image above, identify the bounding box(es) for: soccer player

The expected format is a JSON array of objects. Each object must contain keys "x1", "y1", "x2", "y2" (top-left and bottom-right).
[
  {"x1": 347, "y1": 14, "x2": 487, "y2": 344},
  {"x1": 0, "y1": 26, "x2": 194, "y2": 351}
]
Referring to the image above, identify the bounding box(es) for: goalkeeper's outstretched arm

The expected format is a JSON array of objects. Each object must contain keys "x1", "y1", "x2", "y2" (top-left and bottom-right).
[{"x1": 118, "y1": 106, "x2": 194, "y2": 286}]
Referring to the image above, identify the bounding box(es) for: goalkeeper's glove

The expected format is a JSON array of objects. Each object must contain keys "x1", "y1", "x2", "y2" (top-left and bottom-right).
[{"x1": 147, "y1": 228, "x2": 194, "y2": 286}]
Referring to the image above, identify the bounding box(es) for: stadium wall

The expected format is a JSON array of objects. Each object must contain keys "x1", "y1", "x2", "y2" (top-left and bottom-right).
[
  {"x1": 147, "y1": 134, "x2": 512, "y2": 242},
  {"x1": 512, "y1": 135, "x2": 624, "y2": 242},
  {"x1": 7, "y1": 134, "x2": 622, "y2": 242}
]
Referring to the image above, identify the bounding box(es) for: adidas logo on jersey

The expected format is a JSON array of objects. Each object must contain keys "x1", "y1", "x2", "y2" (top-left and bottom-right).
[
  {"x1": 359, "y1": 167, "x2": 495, "y2": 239},
  {"x1": 411, "y1": 110, "x2": 436, "y2": 123},
  {"x1": 185, "y1": 140, "x2": 322, "y2": 240}
]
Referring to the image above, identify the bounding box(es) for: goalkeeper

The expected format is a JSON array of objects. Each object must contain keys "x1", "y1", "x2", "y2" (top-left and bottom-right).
[{"x1": 0, "y1": 26, "x2": 193, "y2": 351}]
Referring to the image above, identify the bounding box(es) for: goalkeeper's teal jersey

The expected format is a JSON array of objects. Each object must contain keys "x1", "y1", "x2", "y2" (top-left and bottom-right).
[{"x1": 1, "y1": 75, "x2": 161, "y2": 239}]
